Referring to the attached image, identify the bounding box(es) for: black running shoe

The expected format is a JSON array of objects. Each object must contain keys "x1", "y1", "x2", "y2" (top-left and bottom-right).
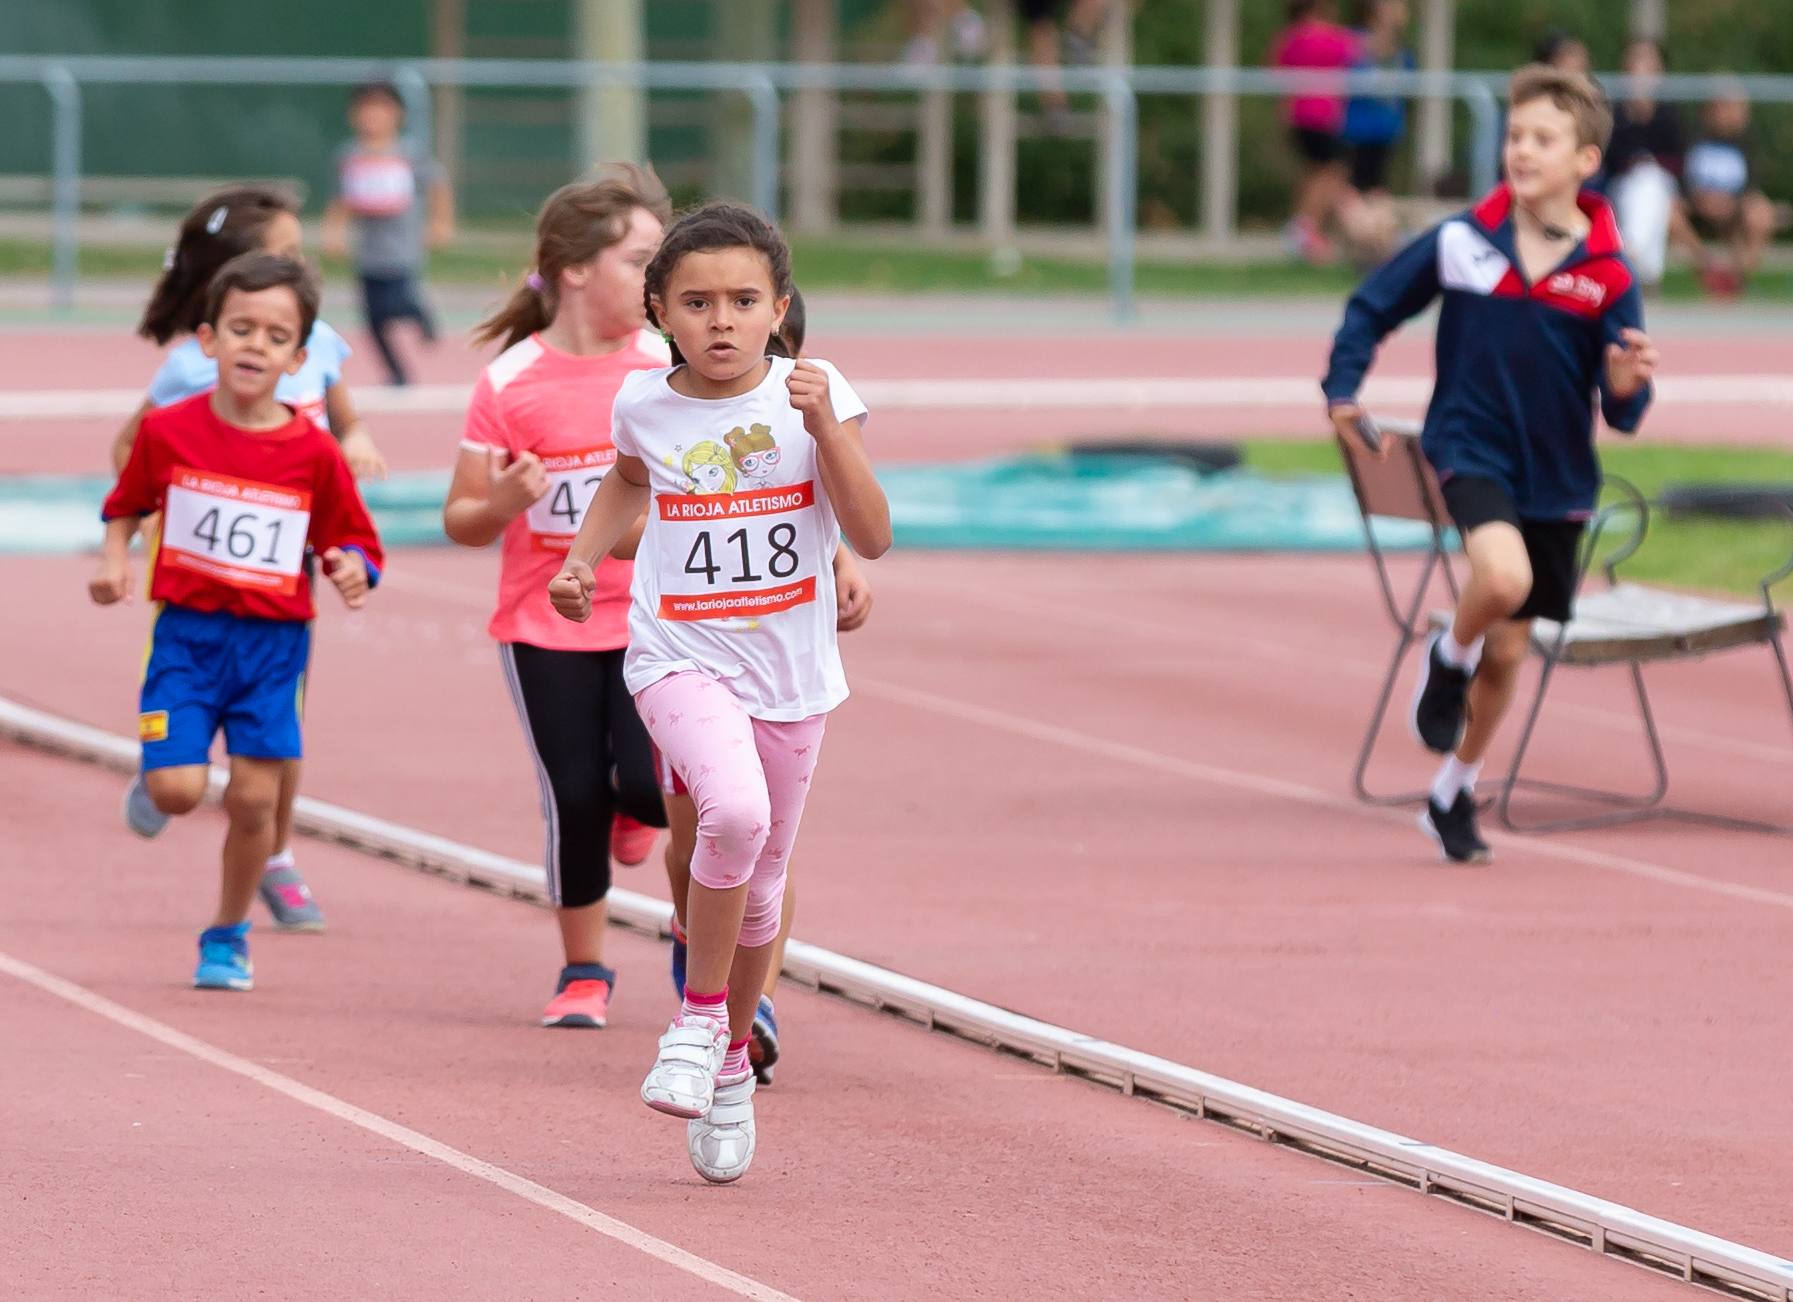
[
  {"x1": 1422, "y1": 791, "x2": 1492, "y2": 864},
  {"x1": 1412, "y1": 631, "x2": 1473, "y2": 754}
]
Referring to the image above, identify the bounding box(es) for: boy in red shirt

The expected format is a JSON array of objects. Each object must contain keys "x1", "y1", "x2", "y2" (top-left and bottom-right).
[{"x1": 92, "y1": 253, "x2": 384, "y2": 991}]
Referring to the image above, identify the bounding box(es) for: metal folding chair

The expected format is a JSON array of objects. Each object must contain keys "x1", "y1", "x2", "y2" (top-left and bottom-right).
[
  {"x1": 1336, "y1": 421, "x2": 1460, "y2": 806},
  {"x1": 1495, "y1": 483, "x2": 1793, "y2": 833}
]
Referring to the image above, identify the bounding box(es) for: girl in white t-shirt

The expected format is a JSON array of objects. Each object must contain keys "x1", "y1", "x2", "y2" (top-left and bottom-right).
[{"x1": 549, "y1": 203, "x2": 890, "y2": 1184}]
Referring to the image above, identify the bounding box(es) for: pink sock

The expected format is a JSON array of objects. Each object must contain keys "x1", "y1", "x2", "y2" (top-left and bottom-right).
[
  {"x1": 722, "y1": 1037, "x2": 751, "y2": 1079},
  {"x1": 682, "y1": 986, "x2": 727, "y2": 1027}
]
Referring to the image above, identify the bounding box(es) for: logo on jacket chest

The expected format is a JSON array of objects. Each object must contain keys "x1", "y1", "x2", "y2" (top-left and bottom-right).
[{"x1": 1543, "y1": 272, "x2": 1608, "y2": 309}]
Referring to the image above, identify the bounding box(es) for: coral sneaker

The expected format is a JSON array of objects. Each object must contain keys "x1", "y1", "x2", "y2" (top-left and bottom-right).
[
  {"x1": 541, "y1": 963, "x2": 616, "y2": 1028},
  {"x1": 611, "y1": 814, "x2": 658, "y2": 867}
]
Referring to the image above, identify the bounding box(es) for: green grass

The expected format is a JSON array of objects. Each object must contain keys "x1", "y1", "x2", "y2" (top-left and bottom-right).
[
  {"x1": 5, "y1": 234, "x2": 1792, "y2": 301},
  {"x1": 1246, "y1": 439, "x2": 1793, "y2": 598}
]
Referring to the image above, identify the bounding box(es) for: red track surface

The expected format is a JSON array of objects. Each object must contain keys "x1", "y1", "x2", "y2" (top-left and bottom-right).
[{"x1": 4, "y1": 537, "x2": 1788, "y2": 1298}]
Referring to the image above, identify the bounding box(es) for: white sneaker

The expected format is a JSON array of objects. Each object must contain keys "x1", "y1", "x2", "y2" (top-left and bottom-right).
[
  {"x1": 641, "y1": 1015, "x2": 728, "y2": 1119},
  {"x1": 688, "y1": 1072, "x2": 756, "y2": 1184}
]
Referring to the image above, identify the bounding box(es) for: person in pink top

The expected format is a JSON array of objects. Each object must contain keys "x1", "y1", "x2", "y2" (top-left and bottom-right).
[
  {"x1": 1272, "y1": 0, "x2": 1361, "y2": 264},
  {"x1": 443, "y1": 166, "x2": 674, "y2": 1030}
]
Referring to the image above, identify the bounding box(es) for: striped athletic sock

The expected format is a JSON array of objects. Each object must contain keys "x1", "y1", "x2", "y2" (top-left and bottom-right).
[
  {"x1": 682, "y1": 986, "x2": 728, "y2": 1028},
  {"x1": 722, "y1": 1037, "x2": 752, "y2": 1080}
]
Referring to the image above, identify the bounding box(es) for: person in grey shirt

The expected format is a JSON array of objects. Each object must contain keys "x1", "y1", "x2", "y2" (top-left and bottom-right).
[{"x1": 325, "y1": 83, "x2": 455, "y2": 385}]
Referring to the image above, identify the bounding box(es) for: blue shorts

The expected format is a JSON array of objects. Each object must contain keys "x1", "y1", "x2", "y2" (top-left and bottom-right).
[{"x1": 138, "y1": 604, "x2": 311, "y2": 770}]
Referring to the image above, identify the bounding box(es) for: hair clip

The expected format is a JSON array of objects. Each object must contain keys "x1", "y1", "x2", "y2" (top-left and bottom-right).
[
  {"x1": 525, "y1": 271, "x2": 545, "y2": 291},
  {"x1": 161, "y1": 246, "x2": 177, "y2": 271},
  {"x1": 205, "y1": 205, "x2": 229, "y2": 234}
]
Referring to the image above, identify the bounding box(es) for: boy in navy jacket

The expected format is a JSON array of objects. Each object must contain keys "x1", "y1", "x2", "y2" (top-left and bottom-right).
[{"x1": 1323, "y1": 66, "x2": 1659, "y2": 863}]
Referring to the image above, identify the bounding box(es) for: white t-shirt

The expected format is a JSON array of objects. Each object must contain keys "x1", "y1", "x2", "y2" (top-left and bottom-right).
[{"x1": 609, "y1": 355, "x2": 869, "y2": 721}]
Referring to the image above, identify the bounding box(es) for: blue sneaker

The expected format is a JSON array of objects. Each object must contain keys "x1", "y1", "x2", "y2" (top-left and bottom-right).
[
  {"x1": 122, "y1": 774, "x2": 170, "y2": 839},
  {"x1": 194, "y1": 921, "x2": 253, "y2": 991},
  {"x1": 750, "y1": 995, "x2": 779, "y2": 1086},
  {"x1": 669, "y1": 917, "x2": 687, "y2": 999}
]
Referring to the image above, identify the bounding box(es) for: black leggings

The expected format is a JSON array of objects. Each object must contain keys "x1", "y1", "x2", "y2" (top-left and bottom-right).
[
  {"x1": 500, "y1": 643, "x2": 666, "y2": 908},
  {"x1": 358, "y1": 272, "x2": 437, "y2": 386}
]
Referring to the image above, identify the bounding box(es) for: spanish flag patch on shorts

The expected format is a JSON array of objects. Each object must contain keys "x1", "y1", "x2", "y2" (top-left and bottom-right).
[{"x1": 139, "y1": 710, "x2": 169, "y2": 742}]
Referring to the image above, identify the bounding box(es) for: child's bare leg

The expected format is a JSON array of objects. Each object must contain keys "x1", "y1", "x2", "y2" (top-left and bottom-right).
[
  {"x1": 144, "y1": 764, "x2": 209, "y2": 818},
  {"x1": 1452, "y1": 523, "x2": 1534, "y2": 650},
  {"x1": 1455, "y1": 620, "x2": 1533, "y2": 765},
  {"x1": 762, "y1": 880, "x2": 795, "y2": 1000},
  {"x1": 662, "y1": 791, "x2": 697, "y2": 932},
  {"x1": 271, "y1": 758, "x2": 300, "y2": 856},
  {"x1": 727, "y1": 941, "x2": 779, "y2": 1043},
  {"x1": 217, "y1": 757, "x2": 283, "y2": 927},
  {"x1": 1737, "y1": 191, "x2": 1775, "y2": 276},
  {"x1": 556, "y1": 900, "x2": 608, "y2": 966},
  {"x1": 686, "y1": 881, "x2": 752, "y2": 994}
]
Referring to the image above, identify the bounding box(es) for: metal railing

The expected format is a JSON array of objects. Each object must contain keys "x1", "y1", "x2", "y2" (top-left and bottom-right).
[{"x1": 3, "y1": 55, "x2": 1790, "y2": 321}]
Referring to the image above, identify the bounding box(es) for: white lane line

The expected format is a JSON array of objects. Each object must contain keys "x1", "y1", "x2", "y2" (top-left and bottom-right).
[
  {"x1": 4, "y1": 372, "x2": 1793, "y2": 421},
  {"x1": 379, "y1": 567, "x2": 1793, "y2": 907},
  {"x1": 0, "y1": 948, "x2": 799, "y2": 1302}
]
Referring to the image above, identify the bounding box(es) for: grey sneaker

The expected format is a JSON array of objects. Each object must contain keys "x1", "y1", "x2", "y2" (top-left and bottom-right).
[
  {"x1": 122, "y1": 774, "x2": 170, "y2": 839},
  {"x1": 259, "y1": 861, "x2": 326, "y2": 932}
]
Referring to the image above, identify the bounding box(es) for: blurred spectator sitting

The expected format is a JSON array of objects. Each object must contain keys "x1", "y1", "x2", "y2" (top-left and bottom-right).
[
  {"x1": 1673, "y1": 85, "x2": 1781, "y2": 296},
  {"x1": 1019, "y1": 0, "x2": 1114, "y2": 121},
  {"x1": 1534, "y1": 27, "x2": 1591, "y2": 75},
  {"x1": 1337, "y1": 0, "x2": 1414, "y2": 265},
  {"x1": 1604, "y1": 37, "x2": 1684, "y2": 287},
  {"x1": 1272, "y1": 0, "x2": 1358, "y2": 265},
  {"x1": 903, "y1": 0, "x2": 988, "y2": 65}
]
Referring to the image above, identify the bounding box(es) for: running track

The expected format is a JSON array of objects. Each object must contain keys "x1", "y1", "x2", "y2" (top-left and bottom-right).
[
  {"x1": 3, "y1": 309, "x2": 1790, "y2": 1298},
  {"x1": 3, "y1": 541, "x2": 1789, "y2": 1298}
]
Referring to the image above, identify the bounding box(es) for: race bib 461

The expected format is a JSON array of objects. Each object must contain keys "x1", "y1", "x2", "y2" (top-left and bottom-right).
[
  {"x1": 656, "y1": 481, "x2": 818, "y2": 622},
  {"x1": 161, "y1": 467, "x2": 311, "y2": 595}
]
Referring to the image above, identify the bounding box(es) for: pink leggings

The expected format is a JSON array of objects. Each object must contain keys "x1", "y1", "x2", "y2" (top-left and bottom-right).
[{"x1": 635, "y1": 672, "x2": 826, "y2": 948}]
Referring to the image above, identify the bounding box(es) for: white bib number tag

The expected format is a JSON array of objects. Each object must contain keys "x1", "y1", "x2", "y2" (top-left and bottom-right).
[
  {"x1": 526, "y1": 447, "x2": 617, "y2": 552},
  {"x1": 656, "y1": 481, "x2": 819, "y2": 622},
  {"x1": 340, "y1": 155, "x2": 416, "y2": 218},
  {"x1": 162, "y1": 467, "x2": 312, "y2": 595}
]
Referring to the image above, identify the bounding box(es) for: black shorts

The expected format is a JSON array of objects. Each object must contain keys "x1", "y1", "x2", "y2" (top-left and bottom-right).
[
  {"x1": 1349, "y1": 141, "x2": 1393, "y2": 192},
  {"x1": 1291, "y1": 126, "x2": 1345, "y2": 165},
  {"x1": 1439, "y1": 476, "x2": 1585, "y2": 624}
]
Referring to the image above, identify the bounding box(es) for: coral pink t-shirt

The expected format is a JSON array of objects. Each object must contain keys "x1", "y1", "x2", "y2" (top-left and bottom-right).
[
  {"x1": 459, "y1": 329, "x2": 671, "y2": 651},
  {"x1": 1271, "y1": 18, "x2": 1359, "y2": 132}
]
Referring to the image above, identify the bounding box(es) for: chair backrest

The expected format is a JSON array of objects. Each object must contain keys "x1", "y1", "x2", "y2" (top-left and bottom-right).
[{"x1": 1337, "y1": 427, "x2": 1449, "y2": 527}]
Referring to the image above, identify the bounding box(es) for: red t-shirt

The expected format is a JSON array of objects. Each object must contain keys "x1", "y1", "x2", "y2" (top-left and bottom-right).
[{"x1": 103, "y1": 393, "x2": 384, "y2": 622}]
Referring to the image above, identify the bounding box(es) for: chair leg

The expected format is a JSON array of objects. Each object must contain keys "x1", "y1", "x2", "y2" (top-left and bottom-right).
[
  {"x1": 1769, "y1": 630, "x2": 1793, "y2": 744},
  {"x1": 1353, "y1": 629, "x2": 1422, "y2": 805},
  {"x1": 1500, "y1": 661, "x2": 1674, "y2": 833}
]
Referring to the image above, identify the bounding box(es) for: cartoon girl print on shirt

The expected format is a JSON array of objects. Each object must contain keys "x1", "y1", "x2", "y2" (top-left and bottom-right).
[
  {"x1": 725, "y1": 424, "x2": 781, "y2": 485},
  {"x1": 680, "y1": 441, "x2": 737, "y2": 495}
]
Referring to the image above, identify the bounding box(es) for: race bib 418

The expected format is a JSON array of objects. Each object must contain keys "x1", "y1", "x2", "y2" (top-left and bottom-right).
[{"x1": 655, "y1": 481, "x2": 819, "y2": 622}]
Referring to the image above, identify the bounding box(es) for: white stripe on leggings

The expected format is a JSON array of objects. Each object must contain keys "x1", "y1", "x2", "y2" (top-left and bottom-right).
[{"x1": 498, "y1": 643, "x2": 564, "y2": 905}]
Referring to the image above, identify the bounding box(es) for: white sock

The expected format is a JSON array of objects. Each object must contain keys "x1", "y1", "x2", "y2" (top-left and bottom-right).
[
  {"x1": 265, "y1": 848, "x2": 296, "y2": 873},
  {"x1": 1430, "y1": 756, "x2": 1482, "y2": 808},
  {"x1": 1437, "y1": 630, "x2": 1483, "y2": 673}
]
